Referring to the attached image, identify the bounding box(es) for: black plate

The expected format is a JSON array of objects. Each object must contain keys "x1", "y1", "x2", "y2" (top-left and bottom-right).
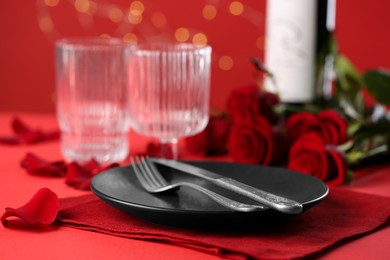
[{"x1": 91, "y1": 161, "x2": 328, "y2": 229}]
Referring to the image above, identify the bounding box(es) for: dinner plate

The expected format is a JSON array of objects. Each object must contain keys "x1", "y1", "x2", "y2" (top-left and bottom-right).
[{"x1": 91, "y1": 161, "x2": 328, "y2": 229}]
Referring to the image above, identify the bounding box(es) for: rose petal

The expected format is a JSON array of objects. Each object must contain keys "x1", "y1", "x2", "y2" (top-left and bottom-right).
[
  {"x1": 185, "y1": 115, "x2": 231, "y2": 156},
  {"x1": 1, "y1": 188, "x2": 59, "y2": 227},
  {"x1": 226, "y1": 85, "x2": 260, "y2": 123},
  {"x1": 288, "y1": 133, "x2": 328, "y2": 180},
  {"x1": 83, "y1": 159, "x2": 119, "y2": 174},
  {"x1": 185, "y1": 130, "x2": 208, "y2": 155},
  {"x1": 11, "y1": 117, "x2": 31, "y2": 135},
  {"x1": 318, "y1": 110, "x2": 348, "y2": 145},
  {"x1": 258, "y1": 91, "x2": 280, "y2": 124},
  {"x1": 65, "y1": 162, "x2": 94, "y2": 190},
  {"x1": 286, "y1": 113, "x2": 321, "y2": 145},
  {"x1": 41, "y1": 130, "x2": 61, "y2": 142},
  {"x1": 229, "y1": 116, "x2": 273, "y2": 165},
  {"x1": 82, "y1": 159, "x2": 101, "y2": 174},
  {"x1": 12, "y1": 118, "x2": 43, "y2": 144},
  {"x1": 0, "y1": 117, "x2": 60, "y2": 145},
  {"x1": 65, "y1": 160, "x2": 119, "y2": 190},
  {"x1": 206, "y1": 115, "x2": 231, "y2": 155},
  {"x1": 21, "y1": 132, "x2": 44, "y2": 144},
  {"x1": 21, "y1": 152, "x2": 67, "y2": 177},
  {"x1": 270, "y1": 128, "x2": 288, "y2": 165},
  {"x1": 325, "y1": 148, "x2": 347, "y2": 186},
  {"x1": 0, "y1": 136, "x2": 20, "y2": 144}
]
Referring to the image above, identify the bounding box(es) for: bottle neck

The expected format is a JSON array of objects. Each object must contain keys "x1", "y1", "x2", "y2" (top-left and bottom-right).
[{"x1": 315, "y1": 0, "x2": 338, "y2": 103}]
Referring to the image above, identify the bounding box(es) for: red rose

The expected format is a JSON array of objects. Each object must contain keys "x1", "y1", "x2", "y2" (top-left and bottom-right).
[
  {"x1": 206, "y1": 115, "x2": 231, "y2": 154},
  {"x1": 317, "y1": 110, "x2": 348, "y2": 145},
  {"x1": 270, "y1": 127, "x2": 288, "y2": 165},
  {"x1": 285, "y1": 112, "x2": 320, "y2": 145},
  {"x1": 185, "y1": 115, "x2": 230, "y2": 155},
  {"x1": 288, "y1": 133, "x2": 346, "y2": 186},
  {"x1": 226, "y1": 85, "x2": 259, "y2": 123},
  {"x1": 184, "y1": 131, "x2": 207, "y2": 155},
  {"x1": 325, "y1": 145, "x2": 348, "y2": 186},
  {"x1": 229, "y1": 116, "x2": 273, "y2": 165},
  {"x1": 286, "y1": 109, "x2": 347, "y2": 145},
  {"x1": 258, "y1": 91, "x2": 280, "y2": 124}
]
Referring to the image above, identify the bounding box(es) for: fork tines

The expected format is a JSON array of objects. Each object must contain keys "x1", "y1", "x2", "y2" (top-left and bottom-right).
[{"x1": 131, "y1": 156, "x2": 168, "y2": 192}]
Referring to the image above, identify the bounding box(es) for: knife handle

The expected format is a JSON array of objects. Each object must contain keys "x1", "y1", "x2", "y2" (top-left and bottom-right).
[{"x1": 214, "y1": 178, "x2": 303, "y2": 214}]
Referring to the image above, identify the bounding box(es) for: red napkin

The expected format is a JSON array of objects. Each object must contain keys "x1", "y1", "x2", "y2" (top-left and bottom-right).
[{"x1": 56, "y1": 187, "x2": 390, "y2": 260}]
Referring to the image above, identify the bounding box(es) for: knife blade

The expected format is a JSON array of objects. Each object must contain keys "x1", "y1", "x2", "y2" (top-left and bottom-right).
[{"x1": 150, "y1": 158, "x2": 303, "y2": 215}]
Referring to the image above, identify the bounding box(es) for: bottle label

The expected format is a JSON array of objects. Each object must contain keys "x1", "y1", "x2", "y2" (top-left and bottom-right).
[{"x1": 264, "y1": 0, "x2": 317, "y2": 103}]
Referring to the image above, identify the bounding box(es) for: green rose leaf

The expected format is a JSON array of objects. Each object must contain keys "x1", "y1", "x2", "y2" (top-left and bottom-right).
[
  {"x1": 335, "y1": 54, "x2": 362, "y2": 92},
  {"x1": 363, "y1": 69, "x2": 390, "y2": 105}
]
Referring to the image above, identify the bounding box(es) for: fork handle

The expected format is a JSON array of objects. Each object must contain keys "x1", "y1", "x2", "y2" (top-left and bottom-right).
[{"x1": 177, "y1": 182, "x2": 265, "y2": 212}]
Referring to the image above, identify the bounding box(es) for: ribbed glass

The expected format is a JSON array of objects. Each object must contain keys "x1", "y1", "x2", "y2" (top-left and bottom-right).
[
  {"x1": 127, "y1": 43, "x2": 211, "y2": 159},
  {"x1": 55, "y1": 38, "x2": 130, "y2": 165}
]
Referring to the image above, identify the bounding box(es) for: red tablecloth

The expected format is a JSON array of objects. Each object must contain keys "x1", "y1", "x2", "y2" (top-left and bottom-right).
[{"x1": 1, "y1": 113, "x2": 390, "y2": 259}]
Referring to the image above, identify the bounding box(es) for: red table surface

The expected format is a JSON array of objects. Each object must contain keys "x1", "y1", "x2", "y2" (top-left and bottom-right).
[{"x1": 0, "y1": 112, "x2": 389, "y2": 260}]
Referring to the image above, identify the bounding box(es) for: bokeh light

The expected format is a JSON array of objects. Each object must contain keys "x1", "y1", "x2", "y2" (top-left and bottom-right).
[
  {"x1": 229, "y1": 1, "x2": 244, "y2": 16},
  {"x1": 99, "y1": 33, "x2": 111, "y2": 38},
  {"x1": 44, "y1": 0, "x2": 59, "y2": 7},
  {"x1": 175, "y1": 27, "x2": 190, "y2": 42},
  {"x1": 74, "y1": 0, "x2": 90, "y2": 13},
  {"x1": 192, "y1": 33, "x2": 208, "y2": 46},
  {"x1": 108, "y1": 8, "x2": 124, "y2": 23},
  {"x1": 123, "y1": 32, "x2": 138, "y2": 43},
  {"x1": 151, "y1": 11, "x2": 167, "y2": 28},
  {"x1": 256, "y1": 36, "x2": 264, "y2": 51},
  {"x1": 88, "y1": 1, "x2": 98, "y2": 14},
  {"x1": 130, "y1": 1, "x2": 145, "y2": 16},
  {"x1": 218, "y1": 55, "x2": 234, "y2": 71},
  {"x1": 33, "y1": 0, "x2": 266, "y2": 114},
  {"x1": 38, "y1": 16, "x2": 54, "y2": 33},
  {"x1": 127, "y1": 12, "x2": 142, "y2": 24},
  {"x1": 202, "y1": 4, "x2": 217, "y2": 20}
]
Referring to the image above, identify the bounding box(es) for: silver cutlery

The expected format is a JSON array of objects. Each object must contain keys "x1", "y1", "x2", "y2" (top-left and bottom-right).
[
  {"x1": 151, "y1": 157, "x2": 303, "y2": 215},
  {"x1": 131, "y1": 156, "x2": 266, "y2": 212}
]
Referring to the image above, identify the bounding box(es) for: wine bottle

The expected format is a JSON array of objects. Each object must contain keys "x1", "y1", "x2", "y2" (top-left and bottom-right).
[
  {"x1": 316, "y1": 0, "x2": 337, "y2": 101},
  {"x1": 264, "y1": 0, "x2": 317, "y2": 103}
]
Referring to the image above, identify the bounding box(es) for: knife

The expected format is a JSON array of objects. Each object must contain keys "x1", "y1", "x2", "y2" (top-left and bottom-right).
[{"x1": 150, "y1": 158, "x2": 303, "y2": 215}]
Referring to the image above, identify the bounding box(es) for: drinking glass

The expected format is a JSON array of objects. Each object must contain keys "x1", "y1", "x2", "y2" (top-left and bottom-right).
[
  {"x1": 55, "y1": 37, "x2": 130, "y2": 165},
  {"x1": 127, "y1": 43, "x2": 211, "y2": 159}
]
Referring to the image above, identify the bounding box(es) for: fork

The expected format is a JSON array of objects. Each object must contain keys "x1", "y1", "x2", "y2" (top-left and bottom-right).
[{"x1": 130, "y1": 156, "x2": 266, "y2": 212}]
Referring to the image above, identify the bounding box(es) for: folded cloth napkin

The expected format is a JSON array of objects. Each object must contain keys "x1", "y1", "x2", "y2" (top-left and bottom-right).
[{"x1": 56, "y1": 187, "x2": 390, "y2": 260}]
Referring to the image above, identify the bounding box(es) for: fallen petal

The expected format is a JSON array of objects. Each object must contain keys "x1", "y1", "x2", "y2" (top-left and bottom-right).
[
  {"x1": 0, "y1": 117, "x2": 61, "y2": 145},
  {"x1": 21, "y1": 153, "x2": 67, "y2": 177},
  {"x1": 41, "y1": 130, "x2": 61, "y2": 142},
  {"x1": 82, "y1": 159, "x2": 101, "y2": 175},
  {"x1": 1, "y1": 188, "x2": 59, "y2": 227},
  {"x1": 0, "y1": 136, "x2": 20, "y2": 144},
  {"x1": 65, "y1": 160, "x2": 120, "y2": 190},
  {"x1": 11, "y1": 117, "x2": 31, "y2": 135},
  {"x1": 18, "y1": 130, "x2": 45, "y2": 144},
  {"x1": 65, "y1": 162, "x2": 94, "y2": 190}
]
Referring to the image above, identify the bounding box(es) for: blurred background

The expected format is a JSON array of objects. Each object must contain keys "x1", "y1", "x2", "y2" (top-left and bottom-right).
[{"x1": 1, "y1": 0, "x2": 389, "y2": 113}]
